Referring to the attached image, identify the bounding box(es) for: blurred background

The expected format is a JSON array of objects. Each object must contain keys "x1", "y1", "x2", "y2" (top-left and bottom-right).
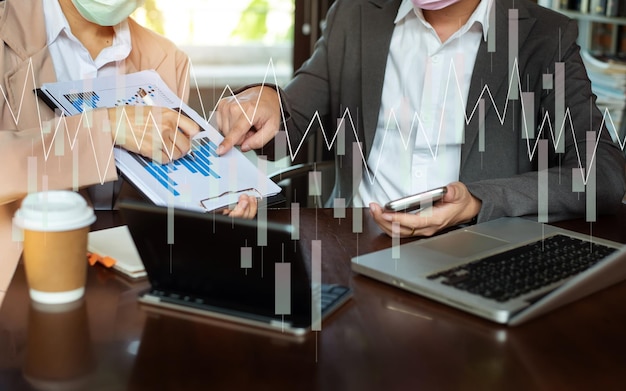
[
  {"x1": 133, "y1": 0, "x2": 338, "y2": 206},
  {"x1": 133, "y1": 0, "x2": 336, "y2": 111}
]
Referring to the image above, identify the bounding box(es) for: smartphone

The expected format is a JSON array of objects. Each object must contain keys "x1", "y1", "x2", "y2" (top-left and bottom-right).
[{"x1": 383, "y1": 186, "x2": 447, "y2": 213}]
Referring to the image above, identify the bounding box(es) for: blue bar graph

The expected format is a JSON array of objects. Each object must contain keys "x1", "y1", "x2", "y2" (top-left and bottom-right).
[
  {"x1": 64, "y1": 91, "x2": 100, "y2": 113},
  {"x1": 130, "y1": 137, "x2": 221, "y2": 196}
]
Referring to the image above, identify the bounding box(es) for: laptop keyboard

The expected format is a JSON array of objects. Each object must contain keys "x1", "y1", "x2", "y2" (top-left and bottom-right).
[
  {"x1": 426, "y1": 234, "x2": 618, "y2": 302},
  {"x1": 319, "y1": 284, "x2": 351, "y2": 314},
  {"x1": 149, "y1": 283, "x2": 350, "y2": 315}
]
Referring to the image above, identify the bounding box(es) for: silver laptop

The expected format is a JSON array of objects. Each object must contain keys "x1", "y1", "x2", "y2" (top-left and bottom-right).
[
  {"x1": 351, "y1": 217, "x2": 626, "y2": 325},
  {"x1": 119, "y1": 200, "x2": 352, "y2": 337}
]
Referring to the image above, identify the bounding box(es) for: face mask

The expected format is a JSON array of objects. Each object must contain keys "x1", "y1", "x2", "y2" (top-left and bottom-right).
[
  {"x1": 71, "y1": 0, "x2": 145, "y2": 26},
  {"x1": 411, "y1": 0, "x2": 462, "y2": 11}
]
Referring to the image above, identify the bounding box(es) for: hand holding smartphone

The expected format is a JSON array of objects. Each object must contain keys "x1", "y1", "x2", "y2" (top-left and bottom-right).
[{"x1": 383, "y1": 186, "x2": 447, "y2": 213}]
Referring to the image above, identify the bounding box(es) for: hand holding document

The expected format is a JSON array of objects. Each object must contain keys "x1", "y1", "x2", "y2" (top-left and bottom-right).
[{"x1": 36, "y1": 70, "x2": 281, "y2": 212}]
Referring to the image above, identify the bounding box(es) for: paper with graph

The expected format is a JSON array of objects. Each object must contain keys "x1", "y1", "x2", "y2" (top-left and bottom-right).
[{"x1": 37, "y1": 70, "x2": 281, "y2": 212}]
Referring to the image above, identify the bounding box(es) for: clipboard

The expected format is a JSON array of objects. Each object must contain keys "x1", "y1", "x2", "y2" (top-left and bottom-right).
[{"x1": 35, "y1": 70, "x2": 282, "y2": 212}]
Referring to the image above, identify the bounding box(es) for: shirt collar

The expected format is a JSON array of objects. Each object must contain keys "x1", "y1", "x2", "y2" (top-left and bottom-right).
[
  {"x1": 43, "y1": 0, "x2": 67, "y2": 45},
  {"x1": 43, "y1": 0, "x2": 132, "y2": 53},
  {"x1": 396, "y1": 0, "x2": 494, "y2": 41}
]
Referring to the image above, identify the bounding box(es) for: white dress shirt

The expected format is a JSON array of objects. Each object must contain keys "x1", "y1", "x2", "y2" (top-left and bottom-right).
[
  {"x1": 355, "y1": 0, "x2": 493, "y2": 207},
  {"x1": 44, "y1": 0, "x2": 131, "y2": 80},
  {"x1": 43, "y1": 0, "x2": 132, "y2": 209}
]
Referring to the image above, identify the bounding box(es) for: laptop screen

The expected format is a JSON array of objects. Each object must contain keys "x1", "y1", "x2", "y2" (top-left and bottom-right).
[{"x1": 119, "y1": 201, "x2": 314, "y2": 328}]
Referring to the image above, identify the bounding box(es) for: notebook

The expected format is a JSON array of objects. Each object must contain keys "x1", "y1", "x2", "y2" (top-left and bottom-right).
[
  {"x1": 351, "y1": 217, "x2": 626, "y2": 325},
  {"x1": 88, "y1": 225, "x2": 147, "y2": 279},
  {"x1": 119, "y1": 200, "x2": 352, "y2": 336}
]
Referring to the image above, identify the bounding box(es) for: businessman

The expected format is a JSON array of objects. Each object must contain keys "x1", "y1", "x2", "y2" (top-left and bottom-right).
[{"x1": 216, "y1": 0, "x2": 626, "y2": 237}]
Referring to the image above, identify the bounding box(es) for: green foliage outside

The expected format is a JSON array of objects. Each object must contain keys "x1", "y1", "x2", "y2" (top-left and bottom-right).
[
  {"x1": 138, "y1": 0, "x2": 165, "y2": 35},
  {"x1": 231, "y1": 0, "x2": 293, "y2": 42},
  {"x1": 133, "y1": 0, "x2": 294, "y2": 45}
]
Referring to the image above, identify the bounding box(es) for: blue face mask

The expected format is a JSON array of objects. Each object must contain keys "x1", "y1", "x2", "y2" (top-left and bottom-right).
[{"x1": 71, "y1": 0, "x2": 145, "y2": 26}]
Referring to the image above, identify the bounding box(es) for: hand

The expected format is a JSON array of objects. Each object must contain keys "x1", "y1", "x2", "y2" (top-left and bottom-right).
[
  {"x1": 107, "y1": 106, "x2": 200, "y2": 163},
  {"x1": 215, "y1": 86, "x2": 281, "y2": 155},
  {"x1": 369, "y1": 182, "x2": 482, "y2": 238},
  {"x1": 220, "y1": 194, "x2": 258, "y2": 219}
]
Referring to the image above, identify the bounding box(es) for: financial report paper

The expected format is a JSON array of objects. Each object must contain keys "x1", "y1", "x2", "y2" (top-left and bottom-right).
[{"x1": 37, "y1": 70, "x2": 281, "y2": 212}]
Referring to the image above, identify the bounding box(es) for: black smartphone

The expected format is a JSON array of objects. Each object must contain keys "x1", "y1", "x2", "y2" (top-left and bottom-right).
[{"x1": 383, "y1": 186, "x2": 447, "y2": 213}]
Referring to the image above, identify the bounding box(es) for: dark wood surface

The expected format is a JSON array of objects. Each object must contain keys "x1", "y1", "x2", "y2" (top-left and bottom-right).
[{"x1": 1, "y1": 206, "x2": 626, "y2": 390}]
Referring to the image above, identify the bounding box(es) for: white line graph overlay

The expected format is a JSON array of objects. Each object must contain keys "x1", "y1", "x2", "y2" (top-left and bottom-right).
[{"x1": 2, "y1": 57, "x2": 624, "y2": 188}]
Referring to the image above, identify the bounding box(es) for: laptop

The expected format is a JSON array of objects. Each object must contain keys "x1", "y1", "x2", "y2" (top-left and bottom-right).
[
  {"x1": 119, "y1": 200, "x2": 352, "y2": 337},
  {"x1": 351, "y1": 217, "x2": 626, "y2": 325}
]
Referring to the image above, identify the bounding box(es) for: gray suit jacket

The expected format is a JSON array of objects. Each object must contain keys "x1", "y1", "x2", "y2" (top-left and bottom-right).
[{"x1": 282, "y1": 0, "x2": 626, "y2": 223}]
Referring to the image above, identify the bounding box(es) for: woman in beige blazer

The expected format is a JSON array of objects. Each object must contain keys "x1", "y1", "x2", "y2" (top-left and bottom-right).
[{"x1": 0, "y1": 0, "x2": 256, "y2": 305}]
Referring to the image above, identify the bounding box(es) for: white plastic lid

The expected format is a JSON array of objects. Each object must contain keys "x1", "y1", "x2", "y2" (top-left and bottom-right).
[{"x1": 13, "y1": 191, "x2": 96, "y2": 232}]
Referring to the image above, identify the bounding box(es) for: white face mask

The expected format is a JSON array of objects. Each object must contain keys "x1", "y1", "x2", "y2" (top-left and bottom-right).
[
  {"x1": 411, "y1": 0, "x2": 462, "y2": 11},
  {"x1": 71, "y1": 0, "x2": 145, "y2": 26}
]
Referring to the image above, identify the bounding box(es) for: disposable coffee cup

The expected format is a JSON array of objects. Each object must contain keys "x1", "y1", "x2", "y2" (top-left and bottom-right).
[{"x1": 13, "y1": 191, "x2": 96, "y2": 304}]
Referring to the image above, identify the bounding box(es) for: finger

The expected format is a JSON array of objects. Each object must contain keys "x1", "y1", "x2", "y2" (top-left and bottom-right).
[
  {"x1": 230, "y1": 195, "x2": 259, "y2": 219},
  {"x1": 240, "y1": 122, "x2": 280, "y2": 152},
  {"x1": 211, "y1": 207, "x2": 230, "y2": 216},
  {"x1": 217, "y1": 117, "x2": 253, "y2": 155},
  {"x1": 369, "y1": 203, "x2": 392, "y2": 226},
  {"x1": 215, "y1": 101, "x2": 236, "y2": 139},
  {"x1": 369, "y1": 202, "x2": 384, "y2": 217},
  {"x1": 151, "y1": 149, "x2": 168, "y2": 165},
  {"x1": 135, "y1": 129, "x2": 159, "y2": 161},
  {"x1": 166, "y1": 130, "x2": 190, "y2": 161},
  {"x1": 234, "y1": 197, "x2": 249, "y2": 218},
  {"x1": 174, "y1": 112, "x2": 201, "y2": 138},
  {"x1": 216, "y1": 112, "x2": 232, "y2": 142},
  {"x1": 442, "y1": 182, "x2": 463, "y2": 203},
  {"x1": 242, "y1": 195, "x2": 258, "y2": 220},
  {"x1": 378, "y1": 204, "x2": 400, "y2": 223},
  {"x1": 374, "y1": 203, "x2": 426, "y2": 236},
  {"x1": 149, "y1": 127, "x2": 170, "y2": 164},
  {"x1": 369, "y1": 203, "x2": 395, "y2": 234},
  {"x1": 226, "y1": 207, "x2": 242, "y2": 218}
]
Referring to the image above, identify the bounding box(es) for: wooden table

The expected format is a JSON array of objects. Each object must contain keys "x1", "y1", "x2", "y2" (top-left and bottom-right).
[{"x1": 1, "y1": 206, "x2": 626, "y2": 390}]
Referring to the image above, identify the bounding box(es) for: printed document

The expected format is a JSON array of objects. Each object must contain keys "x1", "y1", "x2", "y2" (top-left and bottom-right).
[{"x1": 37, "y1": 70, "x2": 281, "y2": 212}]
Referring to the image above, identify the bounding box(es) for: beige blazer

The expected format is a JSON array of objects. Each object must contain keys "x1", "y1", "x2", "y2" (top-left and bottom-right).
[{"x1": 0, "y1": 0, "x2": 191, "y2": 303}]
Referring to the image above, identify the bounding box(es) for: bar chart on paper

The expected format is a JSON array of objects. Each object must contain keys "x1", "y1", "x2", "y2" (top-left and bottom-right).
[{"x1": 129, "y1": 138, "x2": 221, "y2": 197}]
